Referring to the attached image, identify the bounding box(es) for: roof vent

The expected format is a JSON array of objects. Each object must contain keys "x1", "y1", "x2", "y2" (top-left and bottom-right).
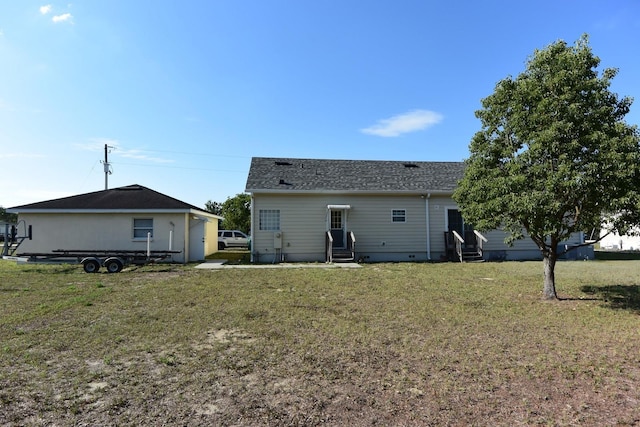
[
  {"x1": 117, "y1": 185, "x2": 144, "y2": 191},
  {"x1": 403, "y1": 163, "x2": 419, "y2": 168},
  {"x1": 275, "y1": 161, "x2": 293, "y2": 166}
]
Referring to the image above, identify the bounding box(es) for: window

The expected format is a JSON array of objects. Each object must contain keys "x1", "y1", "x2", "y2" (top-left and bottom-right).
[
  {"x1": 392, "y1": 209, "x2": 406, "y2": 223},
  {"x1": 259, "y1": 209, "x2": 280, "y2": 231},
  {"x1": 330, "y1": 211, "x2": 342, "y2": 229},
  {"x1": 133, "y1": 218, "x2": 153, "y2": 239}
]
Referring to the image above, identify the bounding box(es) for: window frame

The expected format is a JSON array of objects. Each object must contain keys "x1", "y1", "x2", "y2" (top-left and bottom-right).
[
  {"x1": 391, "y1": 209, "x2": 407, "y2": 223},
  {"x1": 133, "y1": 218, "x2": 154, "y2": 240},
  {"x1": 259, "y1": 209, "x2": 280, "y2": 231}
]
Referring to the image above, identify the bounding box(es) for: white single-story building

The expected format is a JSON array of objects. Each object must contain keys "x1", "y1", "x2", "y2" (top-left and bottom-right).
[
  {"x1": 597, "y1": 228, "x2": 640, "y2": 251},
  {"x1": 245, "y1": 157, "x2": 592, "y2": 263},
  {"x1": 6, "y1": 184, "x2": 221, "y2": 263}
]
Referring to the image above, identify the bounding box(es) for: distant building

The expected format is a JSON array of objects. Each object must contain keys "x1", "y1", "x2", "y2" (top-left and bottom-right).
[{"x1": 7, "y1": 184, "x2": 222, "y2": 263}]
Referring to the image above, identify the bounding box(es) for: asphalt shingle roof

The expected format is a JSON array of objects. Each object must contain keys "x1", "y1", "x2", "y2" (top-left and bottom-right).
[
  {"x1": 245, "y1": 157, "x2": 465, "y2": 193},
  {"x1": 9, "y1": 184, "x2": 206, "y2": 212}
]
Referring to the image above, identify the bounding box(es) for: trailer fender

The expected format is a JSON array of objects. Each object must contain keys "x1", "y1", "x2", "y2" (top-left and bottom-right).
[
  {"x1": 81, "y1": 257, "x2": 101, "y2": 273},
  {"x1": 104, "y1": 257, "x2": 125, "y2": 273}
]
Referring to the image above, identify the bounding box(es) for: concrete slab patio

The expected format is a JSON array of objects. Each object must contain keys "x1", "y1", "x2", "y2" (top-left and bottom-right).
[{"x1": 195, "y1": 260, "x2": 361, "y2": 269}]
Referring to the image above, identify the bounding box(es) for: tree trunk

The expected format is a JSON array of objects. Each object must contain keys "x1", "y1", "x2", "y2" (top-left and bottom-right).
[{"x1": 542, "y1": 252, "x2": 558, "y2": 300}]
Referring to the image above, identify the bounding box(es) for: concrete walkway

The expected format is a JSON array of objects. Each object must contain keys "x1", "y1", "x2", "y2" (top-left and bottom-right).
[{"x1": 195, "y1": 260, "x2": 361, "y2": 269}]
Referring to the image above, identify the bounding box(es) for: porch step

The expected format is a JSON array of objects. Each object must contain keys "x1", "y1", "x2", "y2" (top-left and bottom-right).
[
  {"x1": 462, "y1": 250, "x2": 484, "y2": 262},
  {"x1": 332, "y1": 251, "x2": 354, "y2": 262}
]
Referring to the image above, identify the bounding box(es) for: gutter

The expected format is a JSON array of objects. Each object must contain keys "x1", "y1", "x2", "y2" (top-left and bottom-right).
[{"x1": 245, "y1": 189, "x2": 455, "y2": 196}]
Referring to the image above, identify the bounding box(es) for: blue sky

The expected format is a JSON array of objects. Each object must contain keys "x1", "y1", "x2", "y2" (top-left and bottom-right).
[{"x1": 2, "y1": 1, "x2": 639, "y2": 209}]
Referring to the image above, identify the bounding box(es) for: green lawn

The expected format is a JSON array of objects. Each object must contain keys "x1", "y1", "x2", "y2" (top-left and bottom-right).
[{"x1": 1, "y1": 259, "x2": 639, "y2": 426}]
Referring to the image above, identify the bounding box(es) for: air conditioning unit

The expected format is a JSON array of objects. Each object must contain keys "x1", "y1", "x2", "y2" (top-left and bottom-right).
[{"x1": 274, "y1": 231, "x2": 283, "y2": 249}]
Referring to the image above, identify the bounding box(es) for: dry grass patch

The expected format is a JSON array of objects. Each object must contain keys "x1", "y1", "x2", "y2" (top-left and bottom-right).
[{"x1": 1, "y1": 259, "x2": 640, "y2": 425}]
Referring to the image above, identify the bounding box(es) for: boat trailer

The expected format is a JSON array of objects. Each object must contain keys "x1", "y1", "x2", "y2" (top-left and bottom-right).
[{"x1": 7, "y1": 249, "x2": 182, "y2": 273}]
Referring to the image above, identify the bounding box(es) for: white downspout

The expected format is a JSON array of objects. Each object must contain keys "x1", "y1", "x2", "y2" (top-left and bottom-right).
[
  {"x1": 425, "y1": 193, "x2": 431, "y2": 260},
  {"x1": 147, "y1": 232, "x2": 151, "y2": 258},
  {"x1": 250, "y1": 194, "x2": 255, "y2": 263}
]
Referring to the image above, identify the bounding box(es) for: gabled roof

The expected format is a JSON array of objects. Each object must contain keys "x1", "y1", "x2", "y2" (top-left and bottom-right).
[
  {"x1": 9, "y1": 184, "x2": 216, "y2": 215},
  {"x1": 245, "y1": 157, "x2": 465, "y2": 194}
]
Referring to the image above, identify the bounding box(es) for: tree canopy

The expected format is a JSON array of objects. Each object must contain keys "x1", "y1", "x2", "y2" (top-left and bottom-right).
[
  {"x1": 0, "y1": 207, "x2": 17, "y2": 224},
  {"x1": 205, "y1": 193, "x2": 251, "y2": 234},
  {"x1": 204, "y1": 200, "x2": 222, "y2": 217},
  {"x1": 453, "y1": 35, "x2": 640, "y2": 299}
]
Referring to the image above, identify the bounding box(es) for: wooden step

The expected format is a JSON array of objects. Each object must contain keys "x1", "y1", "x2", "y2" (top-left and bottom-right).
[
  {"x1": 462, "y1": 251, "x2": 484, "y2": 262},
  {"x1": 332, "y1": 251, "x2": 354, "y2": 262}
]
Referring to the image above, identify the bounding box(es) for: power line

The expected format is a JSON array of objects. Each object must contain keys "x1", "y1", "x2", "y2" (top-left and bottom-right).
[
  {"x1": 117, "y1": 147, "x2": 251, "y2": 159},
  {"x1": 110, "y1": 161, "x2": 247, "y2": 174}
]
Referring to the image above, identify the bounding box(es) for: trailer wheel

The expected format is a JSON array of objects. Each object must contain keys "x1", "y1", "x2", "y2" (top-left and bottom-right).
[
  {"x1": 104, "y1": 258, "x2": 124, "y2": 273},
  {"x1": 83, "y1": 259, "x2": 100, "y2": 273}
]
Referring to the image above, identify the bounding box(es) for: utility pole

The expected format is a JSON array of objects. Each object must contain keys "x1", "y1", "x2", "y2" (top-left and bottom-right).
[{"x1": 101, "y1": 144, "x2": 113, "y2": 190}]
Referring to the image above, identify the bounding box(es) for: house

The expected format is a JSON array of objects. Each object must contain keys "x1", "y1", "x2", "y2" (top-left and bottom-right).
[
  {"x1": 245, "y1": 157, "x2": 592, "y2": 263},
  {"x1": 6, "y1": 184, "x2": 222, "y2": 263},
  {"x1": 597, "y1": 228, "x2": 640, "y2": 251}
]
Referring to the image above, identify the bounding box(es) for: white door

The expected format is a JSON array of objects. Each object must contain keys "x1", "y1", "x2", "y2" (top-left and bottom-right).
[{"x1": 189, "y1": 220, "x2": 205, "y2": 261}]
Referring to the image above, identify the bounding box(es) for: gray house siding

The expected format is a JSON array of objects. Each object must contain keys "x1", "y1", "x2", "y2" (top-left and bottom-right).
[
  {"x1": 250, "y1": 193, "x2": 588, "y2": 263},
  {"x1": 481, "y1": 229, "x2": 588, "y2": 261},
  {"x1": 251, "y1": 193, "x2": 461, "y2": 262}
]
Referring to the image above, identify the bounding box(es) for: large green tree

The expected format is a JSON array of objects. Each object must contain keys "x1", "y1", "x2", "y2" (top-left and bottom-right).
[
  {"x1": 204, "y1": 200, "x2": 222, "y2": 217},
  {"x1": 221, "y1": 193, "x2": 251, "y2": 233},
  {"x1": 205, "y1": 193, "x2": 251, "y2": 233},
  {"x1": 453, "y1": 35, "x2": 640, "y2": 300},
  {"x1": 0, "y1": 207, "x2": 17, "y2": 224}
]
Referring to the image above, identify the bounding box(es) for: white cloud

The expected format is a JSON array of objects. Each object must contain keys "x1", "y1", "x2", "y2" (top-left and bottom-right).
[
  {"x1": 52, "y1": 13, "x2": 73, "y2": 23},
  {"x1": 0, "y1": 99, "x2": 44, "y2": 114},
  {"x1": 0, "y1": 100, "x2": 14, "y2": 112},
  {"x1": 76, "y1": 138, "x2": 120, "y2": 152},
  {"x1": 0, "y1": 152, "x2": 46, "y2": 160},
  {"x1": 40, "y1": 5, "x2": 52, "y2": 15},
  {"x1": 119, "y1": 149, "x2": 174, "y2": 164},
  {"x1": 76, "y1": 139, "x2": 174, "y2": 164},
  {"x1": 360, "y1": 109, "x2": 444, "y2": 137}
]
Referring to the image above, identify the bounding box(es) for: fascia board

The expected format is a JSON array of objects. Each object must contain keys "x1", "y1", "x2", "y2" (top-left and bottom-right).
[
  {"x1": 9, "y1": 209, "x2": 203, "y2": 214},
  {"x1": 245, "y1": 189, "x2": 454, "y2": 196}
]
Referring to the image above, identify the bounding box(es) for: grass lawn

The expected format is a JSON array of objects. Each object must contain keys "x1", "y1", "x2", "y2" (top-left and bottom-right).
[{"x1": 1, "y1": 259, "x2": 640, "y2": 426}]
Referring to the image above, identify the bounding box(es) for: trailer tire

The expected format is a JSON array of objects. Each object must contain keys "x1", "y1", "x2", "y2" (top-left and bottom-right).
[
  {"x1": 104, "y1": 258, "x2": 124, "y2": 273},
  {"x1": 82, "y1": 259, "x2": 100, "y2": 273}
]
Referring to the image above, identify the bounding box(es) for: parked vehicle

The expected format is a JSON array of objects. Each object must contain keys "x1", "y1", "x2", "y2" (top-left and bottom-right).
[{"x1": 218, "y1": 230, "x2": 249, "y2": 250}]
